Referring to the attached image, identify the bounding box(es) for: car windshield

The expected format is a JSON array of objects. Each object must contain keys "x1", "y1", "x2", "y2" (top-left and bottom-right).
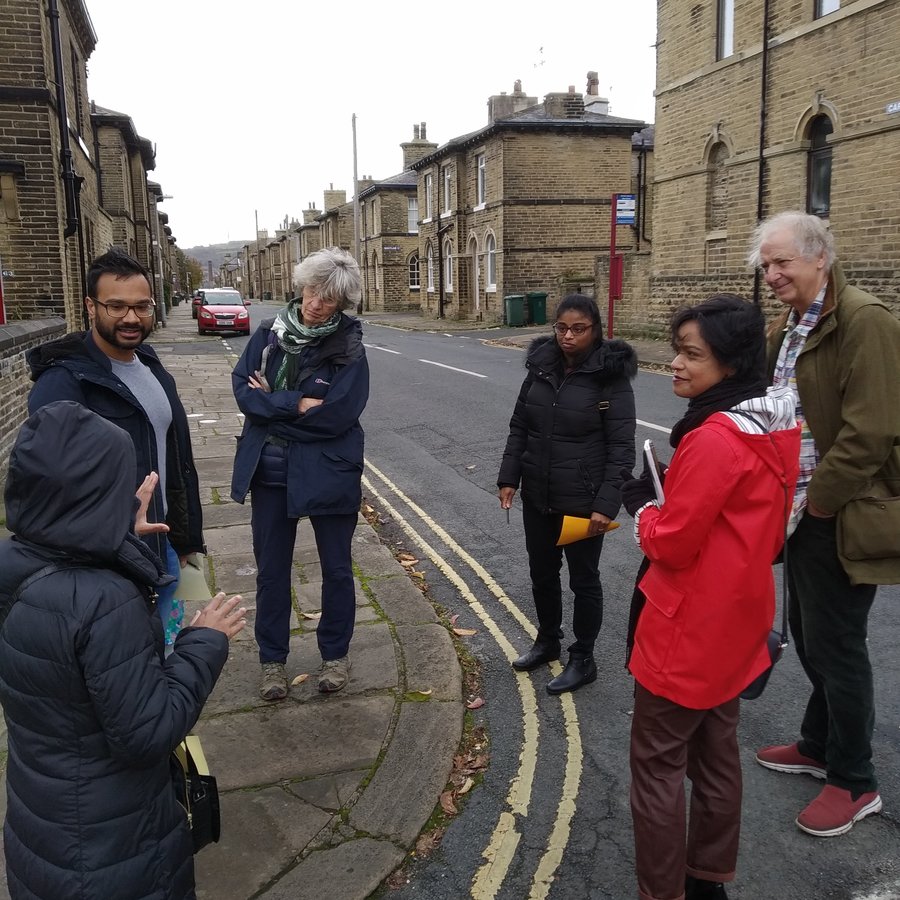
[{"x1": 203, "y1": 292, "x2": 244, "y2": 307}]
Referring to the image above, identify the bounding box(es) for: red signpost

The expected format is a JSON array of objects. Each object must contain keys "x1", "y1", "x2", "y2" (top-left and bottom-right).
[{"x1": 607, "y1": 192, "x2": 635, "y2": 339}]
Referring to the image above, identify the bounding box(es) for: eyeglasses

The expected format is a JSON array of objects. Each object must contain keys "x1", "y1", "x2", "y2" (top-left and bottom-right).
[
  {"x1": 92, "y1": 299, "x2": 156, "y2": 318},
  {"x1": 303, "y1": 292, "x2": 339, "y2": 308},
  {"x1": 553, "y1": 323, "x2": 592, "y2": 336}
]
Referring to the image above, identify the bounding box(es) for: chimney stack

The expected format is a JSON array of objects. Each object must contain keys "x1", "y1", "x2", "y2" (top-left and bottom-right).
[{"x1": 401, "y1": 122, "x2": 438, "y2": 169}]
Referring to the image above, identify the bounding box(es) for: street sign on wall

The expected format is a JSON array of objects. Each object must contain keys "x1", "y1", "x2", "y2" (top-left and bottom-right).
[{"x1": 615, "y1": 194, "x2": 636, "y2": 226}]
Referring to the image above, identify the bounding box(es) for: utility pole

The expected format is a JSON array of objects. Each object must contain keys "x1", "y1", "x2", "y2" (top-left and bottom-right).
[
  {"x1": 352, "y1": 113, "x2": 365, "y2": 313},
  {"x1": 255, "y1": 209, "x2": 263, "y2": 301}
]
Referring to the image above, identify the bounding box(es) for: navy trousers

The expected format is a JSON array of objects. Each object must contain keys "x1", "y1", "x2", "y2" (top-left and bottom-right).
[
  {"x1": 250, "y1": 480, "x2": 357, "y2": 664},
  {"x1": 522, "y1": 502, "x2": 604, "y2": 656},
  {"x1": 788, "y1": 511, "x2": 878, "y2": 793}
]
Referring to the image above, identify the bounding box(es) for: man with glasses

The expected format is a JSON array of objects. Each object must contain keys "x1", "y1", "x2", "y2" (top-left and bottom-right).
[
  {"x1": 748, "y1": 212, "x2": 900, "y2": 838},
  {"x1": 27, "y1": 248, "x2": 204, "y2": 646}
]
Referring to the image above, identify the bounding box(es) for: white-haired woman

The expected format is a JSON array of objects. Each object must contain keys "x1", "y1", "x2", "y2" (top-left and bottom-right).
[{"x1": 231, "y1": 247, "x2": 370, "y2": 699}]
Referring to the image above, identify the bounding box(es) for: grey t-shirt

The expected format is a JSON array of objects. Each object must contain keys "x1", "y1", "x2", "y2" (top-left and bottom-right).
[{"x1": 110, "y1": 357, "x2": 173, "y2": 514}]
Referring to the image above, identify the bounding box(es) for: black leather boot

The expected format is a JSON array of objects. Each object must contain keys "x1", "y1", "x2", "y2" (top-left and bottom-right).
[
  {"x1": 512, "y1": 639, "x2": 561, "y2": 672},
  {"x1": 546, "y1": 654, "x2": 597, "y2": 694},
  {"x1": 685, "y1": 875, "x2": 729, "y2": 899}
]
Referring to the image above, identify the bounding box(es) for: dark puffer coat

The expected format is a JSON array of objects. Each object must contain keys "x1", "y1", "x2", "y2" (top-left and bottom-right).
[
  {"x1": 498, "y1": 335, "x2": 637, "y2": 518},
  {"x1": 0, "y1": 401, "x2": 229, "y2": 900}
]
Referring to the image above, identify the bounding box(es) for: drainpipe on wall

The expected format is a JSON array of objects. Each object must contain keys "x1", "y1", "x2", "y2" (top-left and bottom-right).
[
  {"x1": 753, "y1": 0, "x2": 772, "y2": 303},
  {"x1": 47, "y1": 0, "x2": 79, "y2": 240}
]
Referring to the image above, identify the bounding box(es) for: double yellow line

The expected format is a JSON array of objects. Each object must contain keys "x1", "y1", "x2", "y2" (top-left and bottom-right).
[{"x1": 363, "y1": 460, "x2": 583, "y2": 899}]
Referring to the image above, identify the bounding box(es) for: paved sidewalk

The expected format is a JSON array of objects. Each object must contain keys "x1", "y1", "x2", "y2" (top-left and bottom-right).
[{"x1": 154, "y1": 306, "x2": 464, "y2": 899}]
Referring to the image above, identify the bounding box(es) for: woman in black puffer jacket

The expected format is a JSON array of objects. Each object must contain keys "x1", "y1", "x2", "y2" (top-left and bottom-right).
[
  {"x1": 498, "y1": 295, "x2": 637, "y2": 694},
  {"x1": 0, "y1": 401, "x2": 245, "y2": 900}
]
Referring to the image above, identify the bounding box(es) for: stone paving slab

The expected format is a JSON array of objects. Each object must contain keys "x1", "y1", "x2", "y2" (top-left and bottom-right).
[
  {"x1": 196, "y1": 695, "x2": 394, "y2": 791},
  {"x1": 348, "y1": 701, "x2": 464, "y2": 845},
  {"x1": 195, "y1": 787, "x2": 333, "y2": 900},
  {"x1": 259, "y1": 837, "x2": 405, "y2": 900}
]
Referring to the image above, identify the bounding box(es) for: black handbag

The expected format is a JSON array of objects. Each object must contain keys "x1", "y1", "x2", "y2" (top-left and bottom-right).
[{"x1": 171, "y1": 735, "x2": 221, "y2": 852}]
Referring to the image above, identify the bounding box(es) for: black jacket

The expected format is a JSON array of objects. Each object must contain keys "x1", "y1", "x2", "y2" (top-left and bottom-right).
[
  {"x1": 498, "y1": 335, "x2": 637, "y2": 518},
  {"x1": 0, "y1": 401, "x2": 228, "y2": 900},
  {"x1": 26, "y1": 331, "x2": 204, "y2": 559}
]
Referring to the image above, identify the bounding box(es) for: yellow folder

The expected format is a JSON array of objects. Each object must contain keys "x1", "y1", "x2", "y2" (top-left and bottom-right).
[{"x1": 556, "y1": 516, "x2": 620, "y2": 546}]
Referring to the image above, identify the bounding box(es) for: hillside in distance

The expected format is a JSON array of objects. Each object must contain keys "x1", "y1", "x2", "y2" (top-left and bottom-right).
[{"x1": 182, "y1": 240, "x2": 251, "y2": 284}]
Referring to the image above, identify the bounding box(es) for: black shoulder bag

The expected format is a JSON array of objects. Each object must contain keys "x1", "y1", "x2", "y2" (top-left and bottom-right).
[{"x1": 5, "y1": 563, "x2": 219, "y2": 852}]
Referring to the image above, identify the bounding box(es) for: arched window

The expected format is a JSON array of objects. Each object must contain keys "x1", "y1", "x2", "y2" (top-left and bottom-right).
[
  {"x1": 443, "y1": 238, "x2": 453, "y2": 292},
  {"x1": 807, "y1": 115, "x2": 833, "y2": 218},
  {"x1": 408, "y1": 253, "x2": 420, "y2": 290},
  {"x1": 485, "y1": 234, "x2": 497, "y2": 289},
  {"x1": 372, "y1": 252, "x2": 380, "y2": 292},
  {"x1": 426, "y1": 241, "x2": 434, "y2": 292}
]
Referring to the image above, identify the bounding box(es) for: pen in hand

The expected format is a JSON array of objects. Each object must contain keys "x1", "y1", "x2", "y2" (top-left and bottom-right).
[{"x1": 506, "y1": 508, "x2": 510, "y2": 525}]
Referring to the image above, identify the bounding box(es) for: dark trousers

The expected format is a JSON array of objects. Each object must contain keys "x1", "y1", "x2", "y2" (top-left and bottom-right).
[
  {"x1": 522, "y1": 503, "x2": 604, "y2": 656},
  {"x1": 251, "y1": 480, "x2": 358, "y2": 664},
  {"x1": 788, "y1": 511, "x2": 878, "y2": 792},
  {"x1": 630, "y1": 683, "x2": 741, "y2": 900}
]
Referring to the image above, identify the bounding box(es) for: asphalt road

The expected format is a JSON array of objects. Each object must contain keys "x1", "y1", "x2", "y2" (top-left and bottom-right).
[{"x1": 353, "y1": 322, "x2": 900, "y2": 900}]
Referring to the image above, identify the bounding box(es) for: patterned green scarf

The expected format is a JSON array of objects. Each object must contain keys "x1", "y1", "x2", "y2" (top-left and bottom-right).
[{"x1": 271, "y1": 300, "x2": 341, "y2": 390}]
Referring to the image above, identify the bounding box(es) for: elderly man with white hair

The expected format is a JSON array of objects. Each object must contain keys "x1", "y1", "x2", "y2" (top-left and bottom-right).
[{"x1": 748, "y1": 211, "x2": 900, "y2": 838}]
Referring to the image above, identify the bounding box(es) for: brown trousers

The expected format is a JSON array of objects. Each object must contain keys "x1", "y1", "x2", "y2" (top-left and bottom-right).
[{"x1": 630, "y1": 682, "x2": 742, "y2": 900}]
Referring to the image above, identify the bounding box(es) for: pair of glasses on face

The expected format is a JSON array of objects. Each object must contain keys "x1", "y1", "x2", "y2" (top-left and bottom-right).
[
  {"x1": 92, "y1": 299, "x2": 156, "y2": 318},
  {"x1": 553, "y1": 323, "x2": 592, "y2": 336}
]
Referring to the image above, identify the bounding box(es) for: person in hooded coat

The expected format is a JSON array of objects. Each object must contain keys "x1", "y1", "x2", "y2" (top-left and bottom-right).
[
  {"x1": 498, "y1": 294, "x2": 637, "y2": 694},
  {"x1": 0, "y1": 401, "x2": 246, "y2": 900},
  {"x1": 619, "y1": 295, "x2": 801, "y2": 900}
]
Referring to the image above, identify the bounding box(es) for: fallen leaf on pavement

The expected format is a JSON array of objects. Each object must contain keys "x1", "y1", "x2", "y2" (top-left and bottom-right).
[
  {"x1": 453, "y1": 627, "x2": 477, "y2": 636},
  {"x1": 301, "y1": 612, "x2": 321, "y2": 620},
  {"x1": 415, "y1": 829, "x2": 443, "y2": 856},
  {"x1": 450, "y1": 614, "x2": 460, "y2": 626},
  {"x1": 408, "y1": 689, "x2": 433, "y2": 700},
  {"x1": 411, "y1": 570, "x2": 425, "y2": 578},
  {"x1": 466, "y1": 696, "x2": 485, "y2": 710},
  {"x1": 291, "y1": 673, "x2": 309, "y2": 686},
  {"x1": 465, "y1": 465, "x2": 476, "y2": 470},
  {"x1": 399, "y1": 558, "x2": 418, "y2": 568},
  {"x1": 397, "y1": 551, "x2": 417, "y2": 562},
  {"x1": 440, "y1": 791, "x2": 458, "y2": 816},
  {"x1": 458, "y1": 777, "x2": 475, "y2": 795}
]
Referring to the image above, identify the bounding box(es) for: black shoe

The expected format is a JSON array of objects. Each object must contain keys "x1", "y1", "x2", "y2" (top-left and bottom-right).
[
  {"x1": 546, "y1": 655, "x2": 597, "y2": 695},
  {"x1": 512, "y1": 640, "x2": 561, "y2": 672},
  {"x1": 685, "y1": 875, "x2": 729, "y2": 899}
]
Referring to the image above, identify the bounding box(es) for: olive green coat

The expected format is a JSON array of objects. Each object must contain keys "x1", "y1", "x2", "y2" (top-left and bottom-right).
[{"x1": 767, "y1": 261, "x2": 900, "y2": 585}]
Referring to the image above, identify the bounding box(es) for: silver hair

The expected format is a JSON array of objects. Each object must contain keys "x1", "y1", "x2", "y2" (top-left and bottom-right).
[
  {"x1": 292, "y1": 247, "x2": 361, "y2": 309},
  {"x1": 747, "y1": 211, "x2": 836, "y2": 270}
]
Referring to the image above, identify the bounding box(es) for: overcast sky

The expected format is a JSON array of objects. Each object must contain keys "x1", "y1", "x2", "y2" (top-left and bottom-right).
[{"x1": 83, "y1": 1, "x2": 658, "y2": 249}]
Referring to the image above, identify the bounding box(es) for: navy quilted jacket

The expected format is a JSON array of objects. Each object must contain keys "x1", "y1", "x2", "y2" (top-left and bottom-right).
[{"x1": 0, "y1": 402, "x2": 229, "y2": 900}]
